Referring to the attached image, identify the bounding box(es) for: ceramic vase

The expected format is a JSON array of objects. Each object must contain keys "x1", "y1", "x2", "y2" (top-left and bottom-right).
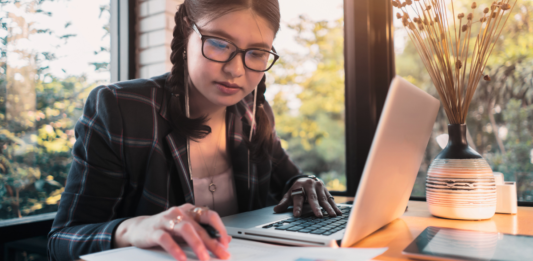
[{"x1": 426, "y1": 124, "x2": 496, "y2": 220}]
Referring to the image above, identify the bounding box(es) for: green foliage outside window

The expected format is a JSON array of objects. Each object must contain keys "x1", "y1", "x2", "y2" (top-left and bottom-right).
[
  {"x1": 396, "y1": 0, "x2": 533, "y2": 201},
  {"x1": 0, "y1": 0, "x2": 109, "y2": 220},
  {"x1": 269, "y1": 16, "x2": 346, "y2": 192}
]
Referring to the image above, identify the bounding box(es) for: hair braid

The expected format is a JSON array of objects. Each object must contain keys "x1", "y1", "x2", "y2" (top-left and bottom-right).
[
  {"x1": 167, "y1": 3, "x2": 210, "y2": 140},
  {"x1": 167, "y1": 4, "x2": 186, "y2": 95},
  {"x1": 250, "y1": 74, "x2": 273, "y2": 162}
]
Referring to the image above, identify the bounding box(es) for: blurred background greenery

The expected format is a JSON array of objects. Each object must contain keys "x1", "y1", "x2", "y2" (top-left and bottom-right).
[
  {"x1": 269, "y1": 15, "x2": 346, "y2": 192},
  {"x1": 0, "y1": 0, "x2": 109, "y2": 220},
  {"x1": 395, "y1": 0, "x2": 533, "y2": 201}
]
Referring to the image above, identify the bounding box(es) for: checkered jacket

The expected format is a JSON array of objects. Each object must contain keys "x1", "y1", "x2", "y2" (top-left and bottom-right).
[{"x1": 47, "y1": 73, "x2": 302, "y2": 261}]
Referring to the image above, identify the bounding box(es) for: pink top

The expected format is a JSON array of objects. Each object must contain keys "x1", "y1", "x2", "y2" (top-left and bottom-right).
[{"x1": 192, "y1": 167, "x2": 239, "y2": 217}]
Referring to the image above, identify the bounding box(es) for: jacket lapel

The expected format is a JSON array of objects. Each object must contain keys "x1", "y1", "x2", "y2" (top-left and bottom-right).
[
  {"x1": 158, "y1": 74, "x2": 171, "y2": 122},
  {"x1": 228, "y1": 97, "x2": 260, "y2": 212},
  {"x1": 166, "y1": 131, "x2": 195, "y2": 204},
  {"x1": 158, "y1": 76, "x2": 194, "y2": 205},
  {"x1": 226, "y1": 105, "x2": 247, "y2": 212}
]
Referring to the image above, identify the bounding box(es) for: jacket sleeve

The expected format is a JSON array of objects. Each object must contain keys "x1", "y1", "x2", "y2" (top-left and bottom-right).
[
  {"x1": 262, "y1": 101, "x2": 306, "y2": 202},
  {"x1": 47, "y1": 86, "x2": 129, "y2": 261}
]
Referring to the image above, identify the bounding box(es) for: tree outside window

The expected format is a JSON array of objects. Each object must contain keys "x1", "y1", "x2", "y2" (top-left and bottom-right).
[
  {"x1": 268, "y1": 0, "x2": 346, "y2": 192},
  {"x1": 0, "y1": 0, "x2": 111, "y2": 220}
]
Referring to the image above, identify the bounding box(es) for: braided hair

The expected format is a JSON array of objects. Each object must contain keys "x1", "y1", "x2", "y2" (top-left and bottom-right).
[
  {"x1": 167, "y1": 4, "x2": 210, "y2": 140},
  {"x1": 166, "y1": 0, "x2": 280, "y2": 162},
  {"x1": 250, "y1": 74, "x2": 274, "y2": 162}
]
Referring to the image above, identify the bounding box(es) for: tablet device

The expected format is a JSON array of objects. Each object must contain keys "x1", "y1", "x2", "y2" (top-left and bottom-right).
[{"x1": 403, "y1": 226, "x2": 533, "y2": 261}]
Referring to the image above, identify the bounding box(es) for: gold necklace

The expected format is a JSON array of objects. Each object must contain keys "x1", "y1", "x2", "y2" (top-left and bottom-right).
[{"x1": 194, "y1": 109, "x2": 226, "y2": 209}]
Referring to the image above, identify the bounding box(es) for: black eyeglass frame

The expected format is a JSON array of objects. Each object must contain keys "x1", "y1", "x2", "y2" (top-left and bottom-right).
[{"x1": 192, "y1": 24, "x2": 280, "y2": 72}]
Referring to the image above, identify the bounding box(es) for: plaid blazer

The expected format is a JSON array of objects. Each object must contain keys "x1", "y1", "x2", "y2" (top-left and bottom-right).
[{"x1": 47, "y1": 73, "x2": 302, "y2": 261}]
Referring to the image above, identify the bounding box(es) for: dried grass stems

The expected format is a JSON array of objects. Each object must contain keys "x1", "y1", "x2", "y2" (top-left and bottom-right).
[{"x1": 393, "y1": 0, "x2": 516, "y2": 124}]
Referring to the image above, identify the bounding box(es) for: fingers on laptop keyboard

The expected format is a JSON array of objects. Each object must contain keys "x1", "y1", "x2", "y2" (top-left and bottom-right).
[
  {"x1": 292, "y1": 192, "x2": 305, "y2": 217},
  {"x1": 316, "y1": 187, "x2": 337, "y2": 217},
  {"x1": 327, "y1": 195, "x2": 343, "y2": 216},
  {"x1": 306, "y1": 190, "x2": 324, "y2": 218},
  {"x1": 264, "y1": 209, "x2": 351, "y2": 236},
  {"x1": 273, "y1": 193, "x2": 292, "y2": 213},
  {"x1": 300, "y1": 181, "x2": 323, "y2": 217}
]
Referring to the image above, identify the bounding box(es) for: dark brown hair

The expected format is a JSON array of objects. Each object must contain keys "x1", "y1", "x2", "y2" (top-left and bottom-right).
[{"x1": 166, "y1": 0, "x2": 280, "y2": 162}]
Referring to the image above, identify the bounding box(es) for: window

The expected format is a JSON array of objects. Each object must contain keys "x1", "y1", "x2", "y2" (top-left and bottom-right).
[
  {"x1": 267, "y1": 0, "x2": 346, "y2": 192},
  {"x1": 0, "y1": 0, "x2": 112, "y2": 220},
  {"x1": 394, "y1": 1, "x2": 533, "y2": 204}
]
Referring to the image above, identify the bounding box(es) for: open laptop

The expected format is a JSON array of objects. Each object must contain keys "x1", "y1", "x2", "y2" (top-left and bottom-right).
[{"x1": 222, "y1": 76, "x2": 440, "y2": 247}]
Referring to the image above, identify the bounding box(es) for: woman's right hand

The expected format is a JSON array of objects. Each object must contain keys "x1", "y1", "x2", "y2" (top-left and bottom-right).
[{"x1": 113, "y1": 203, "x2": 232, "y2": 261}]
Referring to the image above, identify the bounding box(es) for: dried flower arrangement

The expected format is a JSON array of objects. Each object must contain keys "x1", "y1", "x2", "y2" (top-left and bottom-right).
[{"x1": 393, "y1": 0, "x2": 516, "y2": 124}]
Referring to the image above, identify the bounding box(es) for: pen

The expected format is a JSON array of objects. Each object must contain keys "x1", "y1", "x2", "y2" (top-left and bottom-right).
[{"x1": 200, "y1": 223, "x2": 221, "y2": 239}]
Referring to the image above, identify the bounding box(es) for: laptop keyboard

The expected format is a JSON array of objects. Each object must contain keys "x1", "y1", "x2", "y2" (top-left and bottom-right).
[{"x1": 261, "y1": 206, "x2": 351, "y2": 236}]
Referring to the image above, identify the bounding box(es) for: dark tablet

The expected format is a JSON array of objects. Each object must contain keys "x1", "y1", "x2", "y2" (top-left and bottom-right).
[{"x1": 402, "y1": 226, "x2": 533, "y2": 261}]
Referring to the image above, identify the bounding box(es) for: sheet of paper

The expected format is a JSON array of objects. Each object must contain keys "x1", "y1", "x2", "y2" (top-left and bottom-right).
[{"x1": 81, "y1": 239, "x2": 387, "y2": 261}]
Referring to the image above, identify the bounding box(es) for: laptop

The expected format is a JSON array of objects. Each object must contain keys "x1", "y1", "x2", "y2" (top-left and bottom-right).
[{"x1": 222, "y1": 76, "x2": 440, "y2": 247}]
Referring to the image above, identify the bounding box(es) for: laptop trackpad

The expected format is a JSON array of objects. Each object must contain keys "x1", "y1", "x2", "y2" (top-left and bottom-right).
[{"x1": 222, "y1": 207, "x2": 293, "y2": 229}]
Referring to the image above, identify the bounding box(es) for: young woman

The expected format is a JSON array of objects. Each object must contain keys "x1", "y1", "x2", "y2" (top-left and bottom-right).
[{"x1": 48, "y1": 1, "x2": 341, "y2": 260}]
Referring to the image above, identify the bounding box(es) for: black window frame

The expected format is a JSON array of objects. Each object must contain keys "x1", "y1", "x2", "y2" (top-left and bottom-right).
[
  {"x1": 0, "y1": 0, "x2": 136, "y2": 256},
  {"x1": 332, "y1": 0, "x2": 396, "y2": 196}
]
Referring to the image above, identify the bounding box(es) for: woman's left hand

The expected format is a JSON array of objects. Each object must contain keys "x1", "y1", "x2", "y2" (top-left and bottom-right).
[{"x1": 273, "y1": 177, "x2": 343, "y2": 217}]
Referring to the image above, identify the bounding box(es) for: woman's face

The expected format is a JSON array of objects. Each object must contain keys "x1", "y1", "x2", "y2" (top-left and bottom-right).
[{"x1": 186, "y1": 9, "x2": 276, "y2": 108}]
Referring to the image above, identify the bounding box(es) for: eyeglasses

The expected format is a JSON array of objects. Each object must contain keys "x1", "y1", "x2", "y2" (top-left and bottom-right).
[{"x1": 192, "y1": 24, "x2": 279, "y2": 72}]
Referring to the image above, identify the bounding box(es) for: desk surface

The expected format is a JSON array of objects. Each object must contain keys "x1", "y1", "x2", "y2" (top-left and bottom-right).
[
  {"x1": 335, "y1": 197, "x2": 533, "y2": 261},
  {"x1": 79, "y1": 198, "x2": 532, "y2": 261}
]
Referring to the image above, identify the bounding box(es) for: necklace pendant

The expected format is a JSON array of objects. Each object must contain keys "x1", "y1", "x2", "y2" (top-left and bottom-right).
[{"x1": 209, "y1": 183, "x2": 217, "y2": 192}]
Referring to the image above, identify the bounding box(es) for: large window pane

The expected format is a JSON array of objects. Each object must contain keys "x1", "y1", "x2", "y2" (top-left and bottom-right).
[
  {"x1": 394, "y1": 0, "x2": 533, "y2": 202},
  {"x1": 268, "y1": 0, "x2": 346, "y2": 191},
  {"x1": 0, "y1": 0, "x2": 111, "y2": 220}
]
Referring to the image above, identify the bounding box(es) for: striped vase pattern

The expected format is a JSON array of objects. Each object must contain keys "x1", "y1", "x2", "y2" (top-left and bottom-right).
[{"x1": 426, "y1": 158, "x2": 496, "y2": 220}]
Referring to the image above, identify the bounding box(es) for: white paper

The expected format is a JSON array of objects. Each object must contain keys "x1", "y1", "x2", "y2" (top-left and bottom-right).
[{"x1": 81, "y1": 239, "x2": 387, "y2": 261}]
